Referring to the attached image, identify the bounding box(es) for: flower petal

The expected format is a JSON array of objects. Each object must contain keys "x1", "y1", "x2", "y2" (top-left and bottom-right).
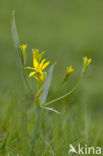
[
  {"x1": 24, "y1": 67, "x2": 35, "y2": 70},
  {"x1": 66, "y1": 66, "x2": 74, "y2": 74},
  {"x1": 32, "y1": 49, "x2": 39, "y2": 59},
  {"x1": 88, "y1": 58, "x2": 92, "y2": 64},
  {"x1": 83, "y1": 57, "x2": 88, "y2": 66},
  {"x1": 38, "y1": 51, "x2": 45, "y2": 62},
  {"x1": 33, "y1": 58, "x2": 39, "y2": 68},
  {"x1": 39, "y1": 59, "x2": 46, "y2": 68},
  {"x1": 42, "y1": 61, "x2": 50, "y2": 70},
  {"x1": 29, "y1": 72, "x2": 36, "y2": 77}
]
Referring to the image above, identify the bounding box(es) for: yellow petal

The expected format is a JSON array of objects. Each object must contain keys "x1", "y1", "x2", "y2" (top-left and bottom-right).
[
  {"x1": 33, "y1": 58, "x2": 39, "y2": 68},
  {"x1": 38, "y1": 51, "x2": 45, "y2": 62},
  {"x1": 66, "y1": 66, "x2": 74, "y2": 74},
  {"x1": 24, "y1": 67, "x2": 35, "y2": 70},
  {"x1": 83, "y1": 57, "x2": 88, "y2": 66},
  {"x1": 39, "y1": 59, "x2": 46, "y2": 68},
  {"x1": 32, "y1": 49, "x2": 39, "y2": 67},
  {"x1": 29, "y1": 72, "x2": 36, "y2": 77},
  {"x1": 88, "y1": 58, "x2": 92, "y2": 64},
  {"x1": 42, "y1": 61, "x2": 50, "y2": 70},
  {"x1": 32, "y1": 49, "x2": 39, "y2": 62}
]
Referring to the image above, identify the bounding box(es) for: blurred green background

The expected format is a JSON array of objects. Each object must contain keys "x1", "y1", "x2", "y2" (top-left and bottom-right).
[{"x1": 0, "y1": 0, "x2": 103, "y2": 155}]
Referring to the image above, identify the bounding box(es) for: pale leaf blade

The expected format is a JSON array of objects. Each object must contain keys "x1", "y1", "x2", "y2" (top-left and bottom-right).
[
  {"x1": 42, "y1": 107, "x2": 61, "y2": 114},
  {"x1": 11, "y1": 10, "x2": 22, "y2": 69},
  {"x1": 42, "y1": 63, "x2": 56, "y2": 104}
]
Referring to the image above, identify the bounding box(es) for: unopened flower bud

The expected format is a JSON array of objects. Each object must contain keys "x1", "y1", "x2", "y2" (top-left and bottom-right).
[
  {"x1": 63, "y1": 66, "x2": 74, "y2": 82},
  {"x1": 82, "y1": 56, "x2": 91, "y2": 75},
  {"x1": 19, "y1": 44, "x2": 27, "y2": 65}
]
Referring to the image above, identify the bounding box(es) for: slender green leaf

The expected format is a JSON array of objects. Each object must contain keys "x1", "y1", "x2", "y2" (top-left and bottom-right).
[
  {"x1": 11, "y1": 10, "x2": 19, "y2": 50},
  {"x1": 42, "y1": 107, "x2": 61, "y2": 114},
  {"x1": 42, "y1": 63, "x2": 56, "y2": 104},
  {"x1": 11, "y1": 10, "x2": 22, "y2": 70},
  {"x1": 11, "y1": 10, "x2": 34, "y2": 95},
  {"x1": 11, "y1": 11, "x2": 29, "y2": 154}
]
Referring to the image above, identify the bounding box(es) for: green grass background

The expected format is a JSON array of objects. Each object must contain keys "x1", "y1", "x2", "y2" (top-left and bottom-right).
[{"x1": 0, "y1": 0, "x2": 103, "y2": 155}]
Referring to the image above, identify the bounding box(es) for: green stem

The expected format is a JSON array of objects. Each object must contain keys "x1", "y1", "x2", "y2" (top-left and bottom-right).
[
  {"x1": 44, "y1": 77, "x2": 82, "y2": 106},
  {"x1": 31, "y1": 109, "x2": 42, "y2": 156},
  {"x1": 22, "y1": 65, "x2": 34, "y2": 97}
]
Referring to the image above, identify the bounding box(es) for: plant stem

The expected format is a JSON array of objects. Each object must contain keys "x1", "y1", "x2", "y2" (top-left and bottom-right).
[
  {"x1": 31, "y1": 109, "x2": 42, "y2": 156},
  {"x1": 44, "y1": 77, "x2": 82, "y2": 106},
  {"x1": 22, "y1": 65, "x2": 34, "y2": 98}
]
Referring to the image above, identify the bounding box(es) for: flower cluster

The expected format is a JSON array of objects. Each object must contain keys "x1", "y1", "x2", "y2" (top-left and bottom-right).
[
  {"x1": 20, "y1": 45, "x2": 50, "y2": 84},
  {"x1": 19, "y1": 44, "x2": 92, "y2": 87}
]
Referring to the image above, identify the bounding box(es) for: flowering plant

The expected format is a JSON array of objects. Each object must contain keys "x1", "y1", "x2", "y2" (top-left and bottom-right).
[{"x1": 11, "y1": 10, "x2": 91, "y2": 155}]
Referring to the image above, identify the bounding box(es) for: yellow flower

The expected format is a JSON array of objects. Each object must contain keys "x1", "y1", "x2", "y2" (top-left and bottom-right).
[
  {"x1": 19, "y1": 44, "x2": 27, "y2": 65},
  {"x1": 25, "y1": 49, "x2": 50, "y2": 84},
  {"x1": 63, "y1": 65, "x2": 74, "y2": 83},
  {"x1": 83, "y1": 56, "x2": 91, "y2": 66},
  {"x1": 32, "y1": 49, "x2": 45, "y2": 63},
  {"x1": 82, "y1": 56, "x2": 92, "y2": 75},
  {"x1": 20, "y1": 44, "x2": 27, "y2": 52},
  {"x1": 66, "y1": 66, "x2": 74, "y2": 75}
]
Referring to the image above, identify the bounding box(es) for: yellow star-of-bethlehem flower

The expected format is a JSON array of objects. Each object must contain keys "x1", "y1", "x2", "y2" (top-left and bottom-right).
[{"x1": 25, "y1": 49, "x2": 50, "y2": 84}]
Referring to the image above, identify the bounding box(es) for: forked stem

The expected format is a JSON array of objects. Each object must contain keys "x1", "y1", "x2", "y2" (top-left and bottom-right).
[{"x1": 44, "y1": 77, "x2": 82, "y2": 106}]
